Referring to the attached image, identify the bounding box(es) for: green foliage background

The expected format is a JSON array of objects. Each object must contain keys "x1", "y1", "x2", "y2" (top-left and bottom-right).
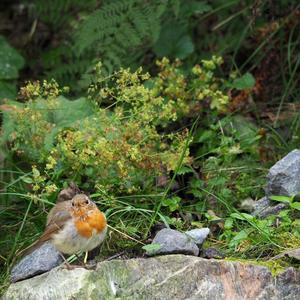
[{"x1": 1, "y1": 0, "x2": 300, "y2": 292}]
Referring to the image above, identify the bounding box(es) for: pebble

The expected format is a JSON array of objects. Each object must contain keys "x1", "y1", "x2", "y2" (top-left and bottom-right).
[
  {"x1": 146, "y1": 228, "x2": 200, "y2": 256},
  {"x1": 185, "y1": 228, "x2": 210, "y2": 246}
]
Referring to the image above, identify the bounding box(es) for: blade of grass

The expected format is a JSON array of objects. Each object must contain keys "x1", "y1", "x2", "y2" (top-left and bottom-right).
[
  {"x1": 146, "y1": 116, "x2": 200, "y2": 236},
  {"x1": 5, "y1": 199, "x2": 33, "y2": 272}
]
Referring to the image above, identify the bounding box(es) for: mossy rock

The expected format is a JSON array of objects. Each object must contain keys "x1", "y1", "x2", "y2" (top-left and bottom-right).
[{"x1": 4, "y1": 255, "x2": 300, "y2": 300}]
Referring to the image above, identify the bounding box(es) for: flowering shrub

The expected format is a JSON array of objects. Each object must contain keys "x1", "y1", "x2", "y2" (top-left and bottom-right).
[
  {"x1": 2, "y1": 57, "x2": 230, "y2": 199},
  {"x1": 153, "y1": 56, "x2": 229, "y2": 115}
]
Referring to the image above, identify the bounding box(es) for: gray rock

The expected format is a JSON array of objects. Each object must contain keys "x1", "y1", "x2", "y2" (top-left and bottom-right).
[
  {"x1": 272, "y1": 248, "x2": 300, "y2": 261},
  {"x1": 252, "y1": 197, "x2": 271, "y2": 217},
  {"x1": 10, "y1": 242, "x2": 63, "y2": 283},
  {"x1": 253, "y1": 197, "x2": 271, "y2": 212},
  {"x1": 256, "y1": 203, "x2": 287, "y2": 218},
  {"x1": 286, "y1": 248, "x2": 300, "y2": 260},
  {"x1": 251, "y1": 150, "x2": 300, "y2": 218},
  {"x1": 240, "y1": 198, "x2": 256, "y2": 212},
  {"x1": 201, "y1": 247, "x2": 225, "y2": 259},
  {"x1": 185, "y1": 228, "x2": 210, "y2": 245},
  {"x1": 252, "y1": 196, "x2": 287, "y2": 218},
  {"x1": 147, "y1": 228, "x2": 199, "y2": 256},
  {"x1": 4, "y1": 255, "x2": 300, "y2": 299},
  {"x1": 252, "y1": 195, "x2": 289, "y2": 218},
  {"x1": 266, "y1": 149, "x2": 300, "y2": 197}
]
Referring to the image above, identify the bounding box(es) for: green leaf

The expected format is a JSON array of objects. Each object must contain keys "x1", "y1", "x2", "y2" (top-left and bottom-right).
[
  {"x1": 162, "y1": 196, "x2": 181, "y2": 212},
  {"x1": 177, "y1": 166, "x2": 193, "y2": 175},
  {"x1": 226, "y1": 115, "x2": 258, "y2": 141},
  {"x1": 0, "y1": 100, "x2": 24, "y2": 141},
  {"x1": 270, "y1": 195, "x2": 292, "y2": 204},
  {"x1": 0, "y1": 36, "x2": 25, "y2": 80},
  {"x1": 170, "y1": 0, "x2": 180, "y2": 17},
  {"x1": 205, "y1": 211, "x2": 222, "y2": 222},
  {"x1": 142, "y1": 243, "x2": 161, "y2": 253},
  {"x1": 291, "y1": 202, "x2": 300, "y2": 211},
  {"x1": 0, "y1": 80, "x2": 17, "y2": 99},
  {"x1": 85, "y1": 167, "x2": 94, "y2": 177},
  {"x1": 194, "y1": 129, "x2": 214, "y2": 143},
  {"x1": 191, "y1": 189, "x2": 203, "y2": 199},
  {"x1": 154, "y1": 23, "x2": 194, "y2": 59},
  {"x1": 231, "y1": 73, "x2": 255, "y2": 90},
  {"x1": 174, "y1": 35, "x2": 195, "y2": 59},
  {"x1": 230, "y1": 212, "x2": 254, "y2": 221},
  {"x1": 43, "y1": 96, "x2": 95, "y2": 128},
  {"x1": 224, "y1": 217, "x2": 233, "y2": 230},
  {"x1": 209, "y1": 176, "x2": 227, "y2": 187},
  {"x1": 181, "y1": 1, "x2": 212, "y2": 17},
  {"x1": 292, "y1": 219, "x2": 300, "y2": 226},
  {"x1": 229, "y1": 228, "x2": 252, "y2": 248},
  {"x1": 21, "y1": 177, "x2": 33, "y2": 184},
  {"x1": 40, "y1": 96, "x2": 95, "y2": 151}
]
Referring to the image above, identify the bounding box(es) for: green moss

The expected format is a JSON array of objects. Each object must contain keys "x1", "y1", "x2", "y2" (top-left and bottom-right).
[
  {"x1": 225, "y1": 257, "x2": 288, "y2": 276},
  {"x1": 76, "y1": 259, "x2": 135, "y2": 299}
]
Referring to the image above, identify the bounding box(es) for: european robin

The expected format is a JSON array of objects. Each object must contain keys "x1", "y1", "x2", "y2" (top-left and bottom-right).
[{"x1": 22, "y1": 194, "x2": 107, "y2": 264}]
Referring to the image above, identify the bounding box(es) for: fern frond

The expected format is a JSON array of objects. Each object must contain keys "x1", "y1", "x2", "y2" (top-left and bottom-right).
[
  {"x1": 35, "y1": 0, "x2": 176, "y2": 86},
  {"x1": 72, "y1": 0, "x2": 170, "y2": 76},
  {"x1": 32, "y1": 0, "x2": 97, "y2": 29}
]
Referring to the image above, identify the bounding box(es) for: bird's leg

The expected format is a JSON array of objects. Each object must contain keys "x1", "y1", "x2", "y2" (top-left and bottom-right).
[
  {"x1": 60, "y1": 253, "x2": 83, "y2": 270},
  {"x1": 83, "y1": 251, "x2": 88, "y2": 264},
  {"x1": 59, "y1": 253, "x2": 74, "y2": 270},
  {"x1": 82, "y1": 251, "x2": 97, "y2": 270}
]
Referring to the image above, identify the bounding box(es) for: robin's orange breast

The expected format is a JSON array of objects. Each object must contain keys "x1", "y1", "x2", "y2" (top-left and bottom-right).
[{"x1": 74, "y1": 210, "x2": 107, "y2": 238}]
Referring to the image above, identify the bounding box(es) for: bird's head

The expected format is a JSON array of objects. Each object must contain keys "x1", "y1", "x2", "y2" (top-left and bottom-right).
[{"x1": 71, "y1": 194, "x2": 96, "y2": 211}]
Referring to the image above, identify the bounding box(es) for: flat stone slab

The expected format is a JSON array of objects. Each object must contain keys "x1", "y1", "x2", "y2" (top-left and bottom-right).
[{"x1": 4, "y1": 255, "x2": 300, "y2": 299}]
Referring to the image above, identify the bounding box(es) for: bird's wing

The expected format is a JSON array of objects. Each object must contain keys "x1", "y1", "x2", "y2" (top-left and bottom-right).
[
  {"x1": 39, "y1": 209, "x2": 72, "y2": 242},
  {"x1": 19, "y1": 203, "x2": 72, "y2": 256},
  {"x1": 46, "y1": 201, "x2": 72, "y2": 225}
]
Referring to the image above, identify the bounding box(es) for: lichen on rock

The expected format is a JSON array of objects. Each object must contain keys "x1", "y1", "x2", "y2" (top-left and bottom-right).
[{"x1": 4, "y1": 255, "x2": 300, "y2": 300}]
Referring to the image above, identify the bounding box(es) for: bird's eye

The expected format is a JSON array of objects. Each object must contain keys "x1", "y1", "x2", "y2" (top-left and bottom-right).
[
  {"x1": 72, "y1": 202, "x2": 75, "y2": 207},
  {"x1": 85, "y1": 199, "x2": 89, "y2": 204}
]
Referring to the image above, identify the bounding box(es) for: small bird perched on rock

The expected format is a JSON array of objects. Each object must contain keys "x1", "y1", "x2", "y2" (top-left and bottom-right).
[{"x1": 22, "y1": 194, "x2": 107, "y2": 265}]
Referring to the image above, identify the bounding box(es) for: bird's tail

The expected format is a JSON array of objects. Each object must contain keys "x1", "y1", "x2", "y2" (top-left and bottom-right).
[{"x1": 17, "y1": 239, "x2": 47, "y2": 257}]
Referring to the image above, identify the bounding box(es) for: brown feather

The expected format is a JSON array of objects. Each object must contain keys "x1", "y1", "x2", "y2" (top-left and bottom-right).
[
  {"x1": 46, "y1": 201, "x2": 72, "y2": 225},
  {"x1": 18, "y1": 201, "x2": 72, "y2": 257}
]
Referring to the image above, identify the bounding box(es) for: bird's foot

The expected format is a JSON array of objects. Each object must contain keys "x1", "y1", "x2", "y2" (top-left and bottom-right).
[
  {"x1": 84, "y1": 260, "x2": 97, "y2": 270},
  {"x1": 63, "y1": 262, "x2": 84, "y2": 270},
  {"x1": 62, "y1": 260, "x2": 96, "y2": 270}
]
